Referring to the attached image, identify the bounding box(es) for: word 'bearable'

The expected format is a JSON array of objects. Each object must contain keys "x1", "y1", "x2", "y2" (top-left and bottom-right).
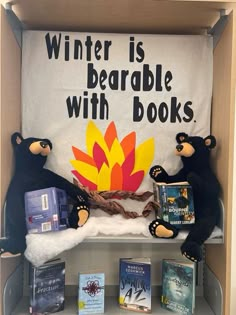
[{"x1": 87, "y1": 63, "x2": 172, "y2": 92}]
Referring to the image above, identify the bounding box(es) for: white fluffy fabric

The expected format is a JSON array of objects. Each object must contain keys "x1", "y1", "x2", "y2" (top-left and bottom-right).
[{"x1": 25, "y1": 211, "x2": 222, "y2": 267}]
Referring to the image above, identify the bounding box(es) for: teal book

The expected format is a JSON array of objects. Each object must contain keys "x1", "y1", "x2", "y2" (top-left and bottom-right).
[
  {"x1": 161, "y1": 259, "x2": 196, "y2": 315},
  {"x1": 153, "y1": 182, "x2": 195, "y2": 227},
  {"x1": 119, "y1": 257, "x2": 151, "y2": 313},
  {"x1": 78, "y1": 272, "x2": 105, "y2": 314}
]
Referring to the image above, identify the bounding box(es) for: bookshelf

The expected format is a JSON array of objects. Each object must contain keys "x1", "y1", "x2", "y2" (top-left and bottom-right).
[{"x1": 1, "y1": 1, "x2": 235, "y2": 315}]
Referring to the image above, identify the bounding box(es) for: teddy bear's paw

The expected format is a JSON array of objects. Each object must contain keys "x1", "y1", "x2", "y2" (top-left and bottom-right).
[
  {"x1": 149, "y1": 165, "x2": 163, "y2": 179},
  {"x1": 0, "y1": 250, "x2": 21, "y2": 259},
  {"x1": 181, "y1": 241, "x2": 202, "y2": 262},
  {"x1": 149, "y1": 165, "x2": 167, "y2": 182},
  {"x1": 0, "y1": 239, "x2": 21, "y2": 258},
  {"x1": 149, "y1": 219, "x2": 178, "y2": 239},
  {"x1": 77, "y1": 206, "x2": 90, "y2": 227},
  {"x1": 68, "y1": 205, "x2": 90, "y2": 229},
  {"x1": 182, "y1": 252, "x2": 198, "y2": 263}
]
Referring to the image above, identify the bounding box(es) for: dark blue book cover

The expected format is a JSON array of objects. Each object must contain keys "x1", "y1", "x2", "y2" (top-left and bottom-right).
[
  {"x1": 119, "y1": 257, "x2": 151, "y2": 313},
  {"x1": 154, "y1": 182, "x2": 195, "y2": 227},
  {"x1": 29, "y1": 259, "x2": 65, "y2": 314},
  {"x1": 161, "y1": 259, "x2": 196, "y2": 315}
]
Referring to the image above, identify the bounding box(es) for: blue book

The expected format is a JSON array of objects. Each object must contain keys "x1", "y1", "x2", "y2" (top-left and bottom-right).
[
  {"x1": 78, "y1": 272, "x2": 105, "y2": 314},
  {"x1": 119, "y1": 257, "x2": 151, "y2": 313},
  {"x1": 153, "y1": 182, "x2": 195, "y2": 227},
  {"x1": 29, "y1": 259, "x2": 65, "y2": 314},
  {"x1": 25, "y1": 187, "x2": 69, "y2": 233},
  {"x1": 161, "y1": 259, "x2": 196, "y2": 315}
]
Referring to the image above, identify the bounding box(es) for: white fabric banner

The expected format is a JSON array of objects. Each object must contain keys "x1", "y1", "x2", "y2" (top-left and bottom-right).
[{"x1": 22, "y1": 31, "x2": 213, "y2": 192}]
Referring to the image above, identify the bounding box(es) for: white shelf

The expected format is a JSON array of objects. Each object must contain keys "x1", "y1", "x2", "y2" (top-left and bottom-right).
[
  {"x1": 84, "y1": 235, "x2": 223, "y2": 244},
  {"x1": 13, "y1": 295, "x2": 214, "y2": 315}
]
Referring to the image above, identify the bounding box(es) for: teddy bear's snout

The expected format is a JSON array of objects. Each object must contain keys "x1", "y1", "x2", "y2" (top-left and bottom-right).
[{"x1": 176, "y1": 144, "x2": 183, "y2": 152}]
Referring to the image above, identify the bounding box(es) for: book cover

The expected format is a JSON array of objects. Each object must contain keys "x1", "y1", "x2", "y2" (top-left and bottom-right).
[
  {"x1": 78, "y1": 272, "x2": 105, "y2": 314},
  {"x1": 29, "y1": 259, "x2": 65, "y2": 314},
  {"x1": 25, "y1": 187, "x2": 69, "y2": 233},
  {"x1": 153, "y1": 182, "x2": 195, "y2": 227},
  {"x1": 161, "y1": 259, "x2": 196, "y2": 315},
  {"x1": 119, "y1": 257, "x2": 151, "y2": 313}
]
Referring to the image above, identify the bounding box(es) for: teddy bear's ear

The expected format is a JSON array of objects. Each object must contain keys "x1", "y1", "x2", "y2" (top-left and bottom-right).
[
  {"x1": 11, "y1": 132, "x2": 24, "y2": 147},
  {"x1": 204, "y1": 135, "x2": 216, "y2": 149},
  {"x1": 176, "y1": 132, "x2": 188, "y2": 143}
]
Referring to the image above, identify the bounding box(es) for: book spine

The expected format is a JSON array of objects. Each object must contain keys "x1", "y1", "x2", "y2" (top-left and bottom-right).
[
  {"x1": 29, "y1": 265, "x2": 36, "y2": 314},
  {"x1": 159, "y1": 185, "x2": 169, "y2": 222}
]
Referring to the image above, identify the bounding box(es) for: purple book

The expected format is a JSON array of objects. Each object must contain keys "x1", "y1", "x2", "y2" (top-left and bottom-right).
[{"x1": 24, "y1": 187, "x2": 68, "y2": 233}]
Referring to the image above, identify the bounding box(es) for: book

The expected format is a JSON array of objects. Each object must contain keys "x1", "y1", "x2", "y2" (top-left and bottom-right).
[
  {"x1": 153, "y1": 182, "x2": 195, "y2": 227},
  {"x1": 161, "y1": 259, "x2": 196, "y2": 315},
  {"x1": 25, "y1": 187, "x2": 69, "y2": 233},
  {"x1": 29, "y1": 259, "x2": 65, "y2": 314},
  {"x1": 119, "y1": 257, "x2": 151, "y2": 313},
  {"x1": 78, "y1": 272, "x2": 105, "y2": 314}
]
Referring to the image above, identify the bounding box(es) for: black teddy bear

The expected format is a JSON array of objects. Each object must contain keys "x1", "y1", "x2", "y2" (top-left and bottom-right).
[
  {"x1": 149, "y1": 132, "x2": 221, "y2": 262},
  {"x1": 0, "y1": 132, "x2": 90, "y2": 256}
]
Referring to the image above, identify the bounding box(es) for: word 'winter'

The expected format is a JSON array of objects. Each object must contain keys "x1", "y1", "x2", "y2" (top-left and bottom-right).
[{"x1": 45, "y1": 33, "x2": 112, "y2": 61}]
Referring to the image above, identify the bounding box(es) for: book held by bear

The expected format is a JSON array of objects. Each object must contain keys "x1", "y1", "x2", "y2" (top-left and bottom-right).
[
  {"x1": 25, "y1": 187, "x2": 69, "y2": 233},
  {"x1": 78, "y1": 271, "x2": 105, "y2": 314},
  {"x1": 119, "y1": 257, "x2": 151, "y2": 313},
  {"x1": 29, "y1": 259, "x2": 65, "y2": 314},
  {"x1": 161, "y1": 259, "x2": 196, "y2": 315},
  {"x1": 153, "y1": 182, "x2": 195, "y2": 227}
]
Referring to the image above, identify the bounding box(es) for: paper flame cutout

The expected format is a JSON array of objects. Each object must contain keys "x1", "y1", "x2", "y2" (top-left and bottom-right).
[{"x1": 71, "y1": 121, "x2": 154, "y2": 191}]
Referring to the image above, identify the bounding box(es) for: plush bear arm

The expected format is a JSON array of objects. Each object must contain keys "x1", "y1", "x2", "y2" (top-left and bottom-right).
[
  {"x1": 163, "y1": 168, "x2": 187, "y2": 183},
  {"x1": 150, "y1": 165, "x2": 187, "y2": 183},
  {"x1": 42, "y1": 169, "x2": 89, "y2": 201}
]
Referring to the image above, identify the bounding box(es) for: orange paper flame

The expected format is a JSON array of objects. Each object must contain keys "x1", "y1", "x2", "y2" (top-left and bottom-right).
[{"x1": 70, "y1": 121, "x2": 154, "y2": 191}]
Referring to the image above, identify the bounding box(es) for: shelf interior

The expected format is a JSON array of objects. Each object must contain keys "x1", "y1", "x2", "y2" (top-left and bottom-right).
[{"x1": 12, "y1": 295, "x2": 215, "y2": 315}]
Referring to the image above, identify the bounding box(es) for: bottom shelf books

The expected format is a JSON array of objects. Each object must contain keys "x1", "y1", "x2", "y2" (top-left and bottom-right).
[
  {"x1": 29, "y1": 259, "x2": 65, "y2": 314},
  {"x1": 119, "y1": 257, "x2": 151, "y2": 313},
  {"x1": 78, "y1": 272, "x2": 105, "y2": 314},
  {"x1": 161, "y1": 259, "x2": 196, "y2": 315},
  {"x1": 28, "y1": 257, "x2": 196, "y2": 315}
]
